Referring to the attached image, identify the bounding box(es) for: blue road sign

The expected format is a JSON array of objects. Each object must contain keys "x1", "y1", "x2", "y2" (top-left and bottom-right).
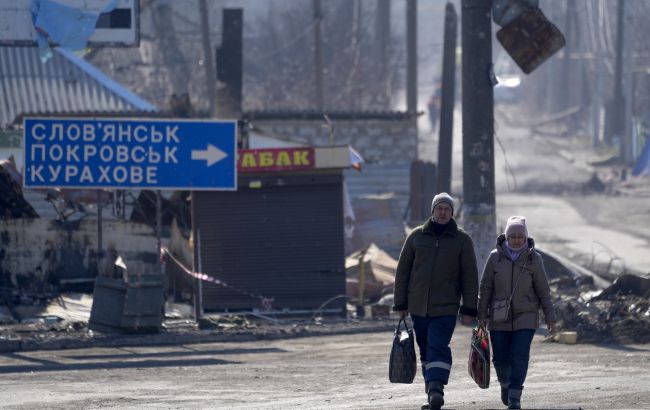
[{"x1": 23, "y1": 118, "x2": 237, "y2": 190}]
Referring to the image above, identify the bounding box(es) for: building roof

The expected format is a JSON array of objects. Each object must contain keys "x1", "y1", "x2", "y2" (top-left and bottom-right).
[
  {"x1": 243, "y1": 110, "x2": 419, "y2": 121},
  {"x1": 0, "y1": 46, "x2": 156, "y2": 129}
]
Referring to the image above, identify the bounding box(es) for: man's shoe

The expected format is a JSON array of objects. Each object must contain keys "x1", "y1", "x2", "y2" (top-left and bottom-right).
[
  {"x1": 428, "y1": 394, "x2": 444, "y2": 410},
  {"x1": 426, "y1": 381, "x2": 444, "y2": 410}
]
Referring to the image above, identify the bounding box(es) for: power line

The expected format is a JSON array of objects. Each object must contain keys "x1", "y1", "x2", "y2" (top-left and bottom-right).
[{"x1": 256, "y1": 18, "x2": 318, "y2": 61}]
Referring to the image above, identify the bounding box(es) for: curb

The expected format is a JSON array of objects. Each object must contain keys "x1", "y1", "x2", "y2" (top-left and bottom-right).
[{"x1": 0, "y1": 321, "x2": 397, "y2": 353}]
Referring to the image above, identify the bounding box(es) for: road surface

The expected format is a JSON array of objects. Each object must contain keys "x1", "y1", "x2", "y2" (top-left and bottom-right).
[{"x1": 0, "y1": 325, "x2": 648, "y2": 409}]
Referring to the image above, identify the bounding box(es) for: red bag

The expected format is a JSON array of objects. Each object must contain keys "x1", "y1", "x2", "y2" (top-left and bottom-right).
[{"x1": 468, "y1": 325, "x2": 490, "y2": 389}]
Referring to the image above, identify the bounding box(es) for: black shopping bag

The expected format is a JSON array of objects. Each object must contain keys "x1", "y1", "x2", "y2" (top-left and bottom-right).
[
  {"x1": 388, "y1": 318, "x2": 417, "y2": 384},
  {"x1": 468, "y1": 325, "x2": 490, "y2": 389}
]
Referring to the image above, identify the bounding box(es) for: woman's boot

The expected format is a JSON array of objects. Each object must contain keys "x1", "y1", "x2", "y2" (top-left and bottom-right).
[
  {"x1": 500, "y1": 384, "x2": 509, "y2": 406},
  {"x1": 507, "y1": 388, "x2": 522, "y2": 409}
]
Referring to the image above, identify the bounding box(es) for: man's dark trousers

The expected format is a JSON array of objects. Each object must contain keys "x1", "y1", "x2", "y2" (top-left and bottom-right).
[{"x1": 411, "y1": 314, "x2": 456, "y2": 384}]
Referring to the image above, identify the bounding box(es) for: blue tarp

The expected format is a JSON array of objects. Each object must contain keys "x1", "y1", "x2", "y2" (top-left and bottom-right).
[
  {"x1": 632, "y1": 138, "x2": 650, "y2": 177},
  {"x1": 31, "y1": 0, "x2": 117, "y2": 62}
]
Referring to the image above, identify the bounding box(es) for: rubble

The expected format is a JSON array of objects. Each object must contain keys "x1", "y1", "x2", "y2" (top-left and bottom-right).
[
  {"x1": 0, "y1": 156, "x2": 38, "y2": 219},
  {"x1": 1, "y1": 244, "x2": 648, "y2": 350},
  {"x1": 345, "y1": 243, "x2": 396, "y2": 304},
  {"x1": 198, "y1": 315, "x2": 255, "y2": 330},
  {"x1": 543, "y1": 250, "x2": 650, "y2": 344}
]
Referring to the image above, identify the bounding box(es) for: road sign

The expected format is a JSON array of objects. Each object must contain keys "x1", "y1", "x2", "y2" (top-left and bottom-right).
[
  {"x1": 23, "y1": 118, "x2": 237, "y2": 190},
  {"x1": 0, "y1": 0, "x2": 139, "y2": 47},
  {"x1": 496, "y1": 7, "x2": 565, "y2": 74}
]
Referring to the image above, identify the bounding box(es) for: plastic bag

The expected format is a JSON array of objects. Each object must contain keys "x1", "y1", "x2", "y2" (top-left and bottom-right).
[
  {"x1": 388, "y1": 318, "x2": 417, "y2": 383},
  {"x1": 468, "y1": 325, "x2": 490, "y2": 389}
]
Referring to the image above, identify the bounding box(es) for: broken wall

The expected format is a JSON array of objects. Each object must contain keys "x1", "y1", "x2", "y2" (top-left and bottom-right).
[{"x1": 0, "y1": 219, "x2": 158, "y2": 293}]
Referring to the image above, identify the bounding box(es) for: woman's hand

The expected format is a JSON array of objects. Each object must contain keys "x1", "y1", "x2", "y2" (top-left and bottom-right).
[{"x1": 478, "y1": 319, "x2": 488, "y2": 328}]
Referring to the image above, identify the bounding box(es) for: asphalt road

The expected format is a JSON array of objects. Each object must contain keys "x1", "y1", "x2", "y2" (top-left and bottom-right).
[
  {"x1": 419, "y1": 107, "x2": 650, "y2": 278},
  {"x1": 0, "y1": 325, "x2": 648, "y2": 409}
]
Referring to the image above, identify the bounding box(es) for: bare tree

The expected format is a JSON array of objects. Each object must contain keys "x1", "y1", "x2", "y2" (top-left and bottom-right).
[{"x1": 244, "y1": 0, "x2": 402, "y2": 111}]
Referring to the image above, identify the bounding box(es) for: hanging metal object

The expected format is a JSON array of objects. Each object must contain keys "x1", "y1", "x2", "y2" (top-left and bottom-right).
[
  {"x1": 496, "y1": 6, "x2": 565, "y2": 74},
  {"x1": 492, "y1": 0, "x2": 539, "y2": 27}
]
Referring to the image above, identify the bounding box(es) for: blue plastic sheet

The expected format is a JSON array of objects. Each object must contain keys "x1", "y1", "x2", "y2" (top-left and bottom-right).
[
  {"x1": 31, "y1": 0, "x2": 117, "y2": 62},
  {"x1": 633, "y1": 138, "x2": 650, "y2": 177}
]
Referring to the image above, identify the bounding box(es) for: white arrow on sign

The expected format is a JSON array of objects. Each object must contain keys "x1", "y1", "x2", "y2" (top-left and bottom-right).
[{"x1": 191, "y1": 144, "x2": 228, "y2": 166}]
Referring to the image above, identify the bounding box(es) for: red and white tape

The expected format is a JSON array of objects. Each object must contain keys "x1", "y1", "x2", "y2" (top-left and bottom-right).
[{"x1": 160, "y1": 246, "x2": 274, "y2": 311}]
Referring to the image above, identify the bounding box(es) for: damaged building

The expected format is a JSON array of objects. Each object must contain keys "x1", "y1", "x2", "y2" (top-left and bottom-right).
[{"x1": 0, "y1": 45, "x2": 160, "y2": 300}]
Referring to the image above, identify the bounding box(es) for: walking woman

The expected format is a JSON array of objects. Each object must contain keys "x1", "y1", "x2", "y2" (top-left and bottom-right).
[{"x1": 478, "y1": 216, "x2": 557, "y2": 409}]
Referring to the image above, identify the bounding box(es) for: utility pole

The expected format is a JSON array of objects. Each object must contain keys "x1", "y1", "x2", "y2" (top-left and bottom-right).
[
  {"x1": 560, "y1": 1, "x2": 574, "y2": 110},
  {"x1": 436, "y1": 2, "x2": 457, "y2": 194},
  {"x1": 614, "y1": 0, "x2": 628, "y2": 162},
  {"x1": 461, "y1": 0, "x2": 496, "y2": 273},
  {"x1": 198, "y1": 0, "x2": 216, "y2": 116},
  {"x1": 406, "y1": 0, "x2": 417, "y2": 115},
  {"x1": 605, "y1": 0, "x2": 626, "y2": 154},
  {"x1": 374, "y1": 0, "x2": 390, "y2": 107},
  {"x1": 313, "y1": 0, "x2": 324, "y2": 111}
]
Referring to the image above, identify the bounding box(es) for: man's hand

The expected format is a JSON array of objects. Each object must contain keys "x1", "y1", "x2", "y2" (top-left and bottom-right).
[
  {"x1": 547, "y1": 321, "x2": 558, "y2": 335},
  {"x1": 460, "y1": 315, "x2": 474, "y2": 325},
  {"x1": 399, "y1": 310, "x2": 408, "y2": 320}
]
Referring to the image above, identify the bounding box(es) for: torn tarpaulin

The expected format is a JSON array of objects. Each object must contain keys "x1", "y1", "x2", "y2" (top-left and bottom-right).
[{"x1": 31, "y1": 0, "x2": 117, "y2": 62}]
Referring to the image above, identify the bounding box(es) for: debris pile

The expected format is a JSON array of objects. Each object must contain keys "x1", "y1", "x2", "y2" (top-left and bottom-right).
[
  {"x1": 550, "y1": 270, "x2": 650, "y2": 344},
  {"x1": 0, "y1": 156, "x2": 38, "y2": 219},
  {"x1": 197, "y1": 315, "x2": 255, "y2": 330},
  {"x1": 345, "y1": 243, "x2": 396, "y2": 304}
]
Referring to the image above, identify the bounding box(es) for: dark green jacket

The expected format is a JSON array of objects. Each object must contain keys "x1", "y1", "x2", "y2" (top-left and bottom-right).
[{"x1": 392, "y1": 218, "x2": 479, "y2": 317}]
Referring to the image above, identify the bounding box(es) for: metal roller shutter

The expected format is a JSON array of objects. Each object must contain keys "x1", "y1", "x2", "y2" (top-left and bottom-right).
[{"x1": 194, "y1": 171, "x2": 346, "y2": 314}]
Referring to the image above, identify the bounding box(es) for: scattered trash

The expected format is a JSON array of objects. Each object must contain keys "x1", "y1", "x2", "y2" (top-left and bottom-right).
[
  {"x1": 165, "y1": 302, "x2": 194, "y2": 319},
  {"x1": 582, "y1": 173, "x2": 606, "y2": 193},
  {"x1": 197, "y1": 315, "x2": 254, "y2": 330},
  {"x1": 555, "y1": 331, "x2": 578, "y2": 344}
]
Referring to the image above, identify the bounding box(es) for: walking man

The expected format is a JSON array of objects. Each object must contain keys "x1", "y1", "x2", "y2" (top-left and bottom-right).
[{"x1": 393, "y1": 192, "x2": 479, "y2": 409}]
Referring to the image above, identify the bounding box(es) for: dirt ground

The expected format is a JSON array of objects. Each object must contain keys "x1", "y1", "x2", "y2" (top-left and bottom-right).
[{"x1": 0, "y1": 324, "x2": 648, "y2": 409}]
